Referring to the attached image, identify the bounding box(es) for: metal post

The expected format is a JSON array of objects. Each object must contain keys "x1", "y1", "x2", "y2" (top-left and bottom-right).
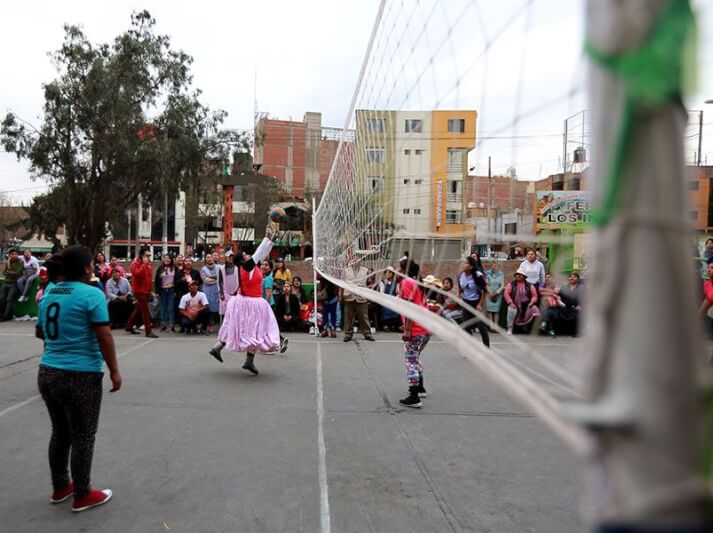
[
  {"x1": 312, "y1": 196, "x2": 319, "y2": 336},
  {"x1": 569, "y1": 1, "x2": 709, "y2": 528},
  {"x1": 698, "y1": 110, "x2": 703, "y2": 166},
  {"x1": 162, "y1": 191, "x2": 169, "y2": 255},
  {"x1": 487, "y1": 156, "x2": 492, "y2": 255}
]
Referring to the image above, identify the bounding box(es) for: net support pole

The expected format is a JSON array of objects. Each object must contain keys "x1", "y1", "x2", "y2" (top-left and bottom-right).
[
  {"x1": 312, "y1": 196, "x2": 319, "y2": 337},
  {"x1": 568, "y1": 0, "x2": 710, "y2": 528}
]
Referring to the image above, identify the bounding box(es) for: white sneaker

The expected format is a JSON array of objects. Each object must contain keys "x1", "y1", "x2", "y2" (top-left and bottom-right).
[
  {"x1": 506, "y1": 329, "x2": 513, "y2": 336},
  {"x1": 18, "y1": 296, "x2": 26, "y2": 303},
  {"x1": 309, "y1": 326, "x2": 315, "y2": 335}
]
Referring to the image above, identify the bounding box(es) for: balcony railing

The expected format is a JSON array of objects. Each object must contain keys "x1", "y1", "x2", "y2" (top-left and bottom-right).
[{"x1": 446, "y1": 193, "x2": 462, "y2": 203}]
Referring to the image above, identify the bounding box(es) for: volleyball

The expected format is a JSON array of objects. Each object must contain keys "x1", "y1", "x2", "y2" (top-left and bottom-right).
[{"x1": 269, "y1": 206, "x2": 286, "y2": 223}]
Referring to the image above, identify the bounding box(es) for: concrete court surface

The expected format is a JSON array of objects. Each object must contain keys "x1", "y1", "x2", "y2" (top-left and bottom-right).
[{"x1": 0, "y1": 320, "x2": 584, "y2": 533}]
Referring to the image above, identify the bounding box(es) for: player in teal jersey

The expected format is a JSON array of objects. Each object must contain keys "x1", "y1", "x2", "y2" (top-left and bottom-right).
[{"x1": 35, "y1": 246, "x2": 122, "y2": 513}]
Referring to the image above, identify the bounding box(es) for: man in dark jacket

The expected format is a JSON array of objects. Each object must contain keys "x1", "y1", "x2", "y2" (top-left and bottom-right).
[
  {"x1": 0, "y1": 248, "x2": 23, "y2": 321},
  {"x1": 125, "y1": 247, "x2": 158, "y2": 338}
]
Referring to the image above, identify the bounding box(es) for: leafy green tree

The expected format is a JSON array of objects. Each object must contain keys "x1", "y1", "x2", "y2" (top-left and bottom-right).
[{"x1": 1, "y1": 11, "x2": 248, "y2": 251}]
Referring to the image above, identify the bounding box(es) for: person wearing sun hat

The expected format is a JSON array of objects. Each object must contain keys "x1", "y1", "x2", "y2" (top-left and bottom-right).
[{"x1": 503, "y1": 267, "x2": 540, "y2": 335}]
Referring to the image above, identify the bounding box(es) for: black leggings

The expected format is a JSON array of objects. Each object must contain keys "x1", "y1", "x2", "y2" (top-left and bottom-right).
[
  {"x1": 461, "y1": 299, "x2": 490, "y2": 348},
  {"x1": 37, "y1": 365, "x2": 103, "y2": 498}
]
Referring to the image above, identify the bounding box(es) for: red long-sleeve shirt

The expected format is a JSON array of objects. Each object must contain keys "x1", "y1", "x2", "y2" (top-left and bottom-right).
[{"x1": 130, "y1": 259, "x2": 153, "y2": 295}]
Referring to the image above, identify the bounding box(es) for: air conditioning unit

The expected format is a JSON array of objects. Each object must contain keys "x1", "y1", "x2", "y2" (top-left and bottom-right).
[{"x1": 478, "y1": 202, "x2": 485, "y2": 208}]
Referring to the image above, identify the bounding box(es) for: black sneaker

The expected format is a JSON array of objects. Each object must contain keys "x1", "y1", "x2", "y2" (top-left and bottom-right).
[
  {"x1": 146, "y1": 332, "x2": 159, "y2": 339},
  {"x1": 399, "y1": 394, "x2": 422, "y2": 409},
  {"x1": 209, "y1": 347, "x2": 224, "y2": 363},
  {"x1": 343, "y1": 336, "x2": 353, "y2": 343},
  {"x1": 126, "y1": 328, "x2": 140, "y2": 335},
  {"x1": 280, "y1": 337, "x2": 289, "y2": 354},
  {"x1": 242, "y1": 361, "x2": 259, "y2": 375},
  {"x1": 364, "y1": 334, "x2": 375, "y2": 341}
]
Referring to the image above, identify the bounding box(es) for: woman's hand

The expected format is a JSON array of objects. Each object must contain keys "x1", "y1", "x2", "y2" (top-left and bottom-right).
[{"x1": 109, "y1": 370, "x2": 122, "y2": 392}]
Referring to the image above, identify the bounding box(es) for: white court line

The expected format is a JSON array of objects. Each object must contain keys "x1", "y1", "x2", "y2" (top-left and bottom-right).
[
  {"x1": 316, "y1": 342, "x2": 331, "y2": 533},
  {"x1": 0, "y1": 338, "x2": 154, "y2": 420}
]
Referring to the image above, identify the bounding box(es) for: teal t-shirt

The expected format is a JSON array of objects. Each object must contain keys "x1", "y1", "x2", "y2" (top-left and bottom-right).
[
  {"x1": 37, "y1": 281, "x2": 109, "y2": 373},
  {"x1": 263, "y1": 273, "x2": 275, "y2": 306}
]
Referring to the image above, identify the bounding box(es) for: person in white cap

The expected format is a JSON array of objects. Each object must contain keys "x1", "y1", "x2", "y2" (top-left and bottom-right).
[{"x1": 503, "y1": 267, "x2": 540, "y2": 335}]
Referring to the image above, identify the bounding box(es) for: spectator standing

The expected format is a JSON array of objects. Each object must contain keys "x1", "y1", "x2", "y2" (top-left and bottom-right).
[
  {"x1": 0, "y1": 248, "x2": 23, "y2": 320},
  {"x1": 341, "y1": 257, "x2": 375, "y2": 342},
  {"x1": 200, "y1": 254, "x2": 220, "y2": 333},
  {"x1": 154, "y1": 255, "x2": 175, "y2": 331},
  {"x1": 260, "y1": 260, "x2": 275, "y2": 307},
  {"x1": 318, "y1": 276, "x2": 338, "y2": 338},
  {"x1": 485, "y1": 262, "x2": 505, "y2": 328},
  {"x1": 379, "y1": 268, "x2": 401, "y2": 331},
  {"x1": 125, "y1": 247, "x2": 157, "y2": 338},
  {"x1": 93, "y1": 253, "x2": 111, "y2": 284},
  {"x1": 108, "y1": 256, "x2": 125, "y2": 278},
  {"x1": 519, "y1": 249, "x2": 546, "y2": 289},
  {"x1": 218, "y1": 252, "x2": 239, "y2": 322}
]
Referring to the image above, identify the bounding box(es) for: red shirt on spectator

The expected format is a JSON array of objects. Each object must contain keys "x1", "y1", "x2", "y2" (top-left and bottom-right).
[
  {"x1": 704, "y1": 280, "x2": 713, "y2": 304},
  {"x1": 130, "y1": 258, "x2": 153, "y2": 295}
]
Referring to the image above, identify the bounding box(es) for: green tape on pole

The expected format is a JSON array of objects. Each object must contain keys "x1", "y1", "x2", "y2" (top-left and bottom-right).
[{"x1": 585, "y1": 0, "x2": 695, "y2": 227}]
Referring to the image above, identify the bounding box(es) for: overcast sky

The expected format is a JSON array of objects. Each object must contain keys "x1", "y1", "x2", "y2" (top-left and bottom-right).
[{"x1": 1, "y1": 0, "x2": 712, "y2": 203}]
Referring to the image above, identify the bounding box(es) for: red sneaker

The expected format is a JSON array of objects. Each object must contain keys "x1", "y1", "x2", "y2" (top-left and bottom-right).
[
  {"x1": 50, "y1": 482, "x2": 74, "y2": 504},
  {"x1": 72, "y1": 488, "x2": 112, "y2": 512}
]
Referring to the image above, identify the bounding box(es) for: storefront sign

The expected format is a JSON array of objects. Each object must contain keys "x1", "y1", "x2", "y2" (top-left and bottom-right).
[{"x1": 535, "y1": 191, "x2": 590, "y2": 231}]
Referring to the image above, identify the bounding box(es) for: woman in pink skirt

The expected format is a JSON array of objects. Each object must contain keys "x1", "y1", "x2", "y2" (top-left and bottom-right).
[{"x1": 209, "y1": 230, "x2": 288, "y2": 374}]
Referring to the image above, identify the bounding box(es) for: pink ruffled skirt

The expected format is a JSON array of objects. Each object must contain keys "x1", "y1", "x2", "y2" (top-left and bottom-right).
[{"x1": 219, "y1": 295, "x2": 280, "y2": 353}]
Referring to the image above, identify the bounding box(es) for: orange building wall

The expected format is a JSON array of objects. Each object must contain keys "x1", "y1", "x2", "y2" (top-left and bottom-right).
[{"x1": 430, "y1": 110, "x2": 477, "y2": 234}]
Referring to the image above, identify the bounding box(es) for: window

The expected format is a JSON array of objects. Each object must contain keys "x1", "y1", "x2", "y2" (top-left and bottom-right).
[
  {"x1": 402, "y1": 208, "x2": 410, "y2": 214},
  {"x1": 445, "y1": 209, "x2": 461, "y2": 224},
  {"x1": 447, "y1": 149, "x2": 465, "y2": 171},
  {"x1": 404, "y1": 149, "x2": 411, "y2": 155},
  {"x1": 415, "y1": 149, "x2": 424, "y2": 155},
  {"x1": 447, "y1": 119, "x2": 465, "y2": 133},
  {"x1": 690, "y1": 211, "x2": 699, "y2": 221},
  {"x1": 405, "y1": 119, "x2": 423, "y2": 133},
  {"x1": 367, "y1": 176, "x2": 385, "y2": 192},
  {"x1": 366, "y1": 118, "x2": 385, "y2": 133},
  {"x1": 447, "y1": 180, "x2": 460, "y2": 194},
  {"x1": 366, "y1": 147, "x2": 385, "y2": 164},
  {"x1": 403, "y1": 179, "x2": 410, "y2": 185},
  {"x1": 504, "y1": 223, "x2": 517, "y2": 235},
  {"x1": 689, "y1": 181, "x2": 700, "y2": 191},
  {"x1": 414, "y1": 179, "x2": 424, "y2": 185},
  {"x1": 414, "y1": 208, "x2": 422, "y2": 215}
]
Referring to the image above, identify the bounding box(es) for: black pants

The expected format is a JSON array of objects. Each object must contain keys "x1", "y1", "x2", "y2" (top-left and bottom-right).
[
  {"x1": 461, "y1": 299, "x2": 490, "y2": 348},
  {"x1": 108, "y1": 299, "x2": 133, "y2": 328},
  {"x1": 0, "y1": 282, "x2": 18, "y2": 320},
  {"x1": 37, "y1": 365, "x2": 103, "y2": 498}
]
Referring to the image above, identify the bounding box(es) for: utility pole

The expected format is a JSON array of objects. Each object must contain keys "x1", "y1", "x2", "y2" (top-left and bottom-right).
[
  {"x1": 162, "y1": 191, "x2": 169, "y2": 255},
  {"x1": 697, "y1": 109, "x2": 703, "y2": 166},
  {"x1": 486, "y1": 156, "x2": 492, "y2": 255}
]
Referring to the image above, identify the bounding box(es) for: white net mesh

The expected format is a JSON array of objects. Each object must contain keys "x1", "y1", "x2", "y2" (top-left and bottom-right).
[{"x1": 314, "y1": 0, "x2": 593, "y2": 452}]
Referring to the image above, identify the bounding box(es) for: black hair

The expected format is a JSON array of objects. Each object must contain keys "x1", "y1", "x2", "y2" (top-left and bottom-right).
[
  {"x1": 293, "y1": 276, "x2": 302, "y2": 284},
  {"x1": 260, "y1": 258, "x2": 273, "y2": 270},
  {"x1": 138, "y1": 246, "x2": 150, "y2": 257},
  {"x1": 443, "y1": 276, "x2": 453, "y2": 286},
  {"x1": 58, "y1": 245, "x2": 93, "y2": 281},
  {"x1": 465, "y1": 256, "x2": 487, "y2": 291},
  {"x1": 241, "y1": 242, "x2": 256, "y2": 257},
  {"x1": 570, "y1": 271, "x2": 581, "y2": 280},
  {"x1": 399, "y1": 257, "x2": 420, "y2": 279},
  {"x1": 275, "y1": 257, "x2": 286, "y2": 273}
]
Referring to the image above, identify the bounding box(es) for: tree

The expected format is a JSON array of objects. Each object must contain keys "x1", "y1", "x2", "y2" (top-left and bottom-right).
[{"x1": 1, "y1": 11, "x2": 248, "y2": 252}]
